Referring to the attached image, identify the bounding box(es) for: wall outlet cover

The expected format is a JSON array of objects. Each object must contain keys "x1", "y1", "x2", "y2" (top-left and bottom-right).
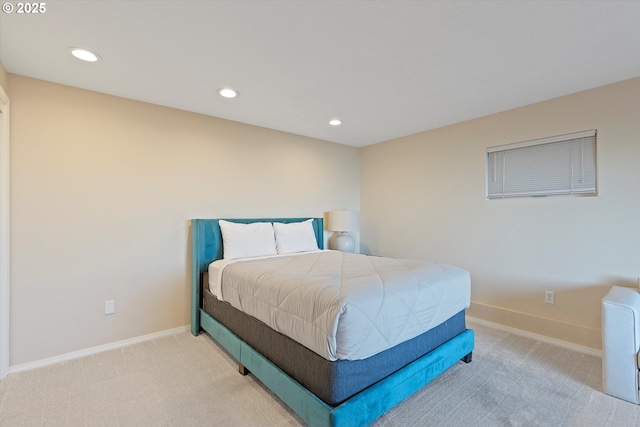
[{"x1": 105, "y1": 300, "x2": 115, "y2": 315}]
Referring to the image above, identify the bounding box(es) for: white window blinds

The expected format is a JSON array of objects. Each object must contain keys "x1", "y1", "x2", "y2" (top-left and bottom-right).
[{"x1": 487, "y1": 130, "x2": 597, "y2": 199}]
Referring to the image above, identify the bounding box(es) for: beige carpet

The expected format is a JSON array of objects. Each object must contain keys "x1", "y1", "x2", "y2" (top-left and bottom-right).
[{"x1": 1, "y1": 322, "x2": 639, "y2": 426}]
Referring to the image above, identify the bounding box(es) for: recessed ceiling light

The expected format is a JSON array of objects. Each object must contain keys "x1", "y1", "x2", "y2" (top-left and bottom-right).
[
  {"x1": 69, "y1": 48, "x2": 101, "y2": 62},
  {"x1": 218, "y1": 88, "x2": 239, "y2": 99},
  {"x1": 329, "y1": 119, "x2": 342, "y2": 126}
]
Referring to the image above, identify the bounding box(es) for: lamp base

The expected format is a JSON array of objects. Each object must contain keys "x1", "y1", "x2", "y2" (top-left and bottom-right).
[{"x1": 333, "y1": 232, "x2": 355, "y2": 253}]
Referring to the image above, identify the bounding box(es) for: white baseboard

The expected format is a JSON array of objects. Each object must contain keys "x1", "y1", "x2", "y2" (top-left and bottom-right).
[
  {"x1": 466, "y1": 315, "x2": 602, "y2": 358},
  {"x1": 9, "y1": 325, "x2": 190, "y2": 374},
  {"x1": 8, "y1": 317, "x2": 601, "y2": 375}
]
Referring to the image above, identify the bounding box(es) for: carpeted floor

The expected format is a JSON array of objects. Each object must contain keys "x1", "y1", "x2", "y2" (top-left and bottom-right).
[{"x1": 1, "y1": 322, "x2": 639, "y2": 426}]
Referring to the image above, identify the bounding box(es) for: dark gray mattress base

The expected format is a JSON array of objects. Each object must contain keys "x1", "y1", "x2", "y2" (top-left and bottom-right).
[{"x1": 203, "y1": 288, "x2": 466, "y2": 406}]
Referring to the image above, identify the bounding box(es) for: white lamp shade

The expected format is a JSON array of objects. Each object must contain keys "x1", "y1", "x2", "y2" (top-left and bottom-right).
[{"x1": 327, "y1": 210, "x2": 360, "y2": 232}]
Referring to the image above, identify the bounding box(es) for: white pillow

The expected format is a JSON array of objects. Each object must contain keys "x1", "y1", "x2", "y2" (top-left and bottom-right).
[
  {"x1": 273, "y1": 219, "x2": 319, "y2": 254},
  {"x1": 219, "y1": 220, "x2": 277, "y2": 260}
]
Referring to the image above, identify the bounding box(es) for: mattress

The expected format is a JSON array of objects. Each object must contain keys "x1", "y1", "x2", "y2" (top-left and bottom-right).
[
  {"x1": 202, "y1": 286, "x2": 467, "y2": 406},
  {"x1": 209, "y1": 250, "x2": 470, "y2": 361}
]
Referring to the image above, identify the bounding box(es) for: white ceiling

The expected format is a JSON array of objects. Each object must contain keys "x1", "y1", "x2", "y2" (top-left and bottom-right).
[{"x1": 1, "y1": 1, "x2": 639, "y2": 147}]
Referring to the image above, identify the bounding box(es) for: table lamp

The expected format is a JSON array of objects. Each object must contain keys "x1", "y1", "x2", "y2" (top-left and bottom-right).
[{"x1": 327, "y1": 210, "x2": 360, "y2": 253}]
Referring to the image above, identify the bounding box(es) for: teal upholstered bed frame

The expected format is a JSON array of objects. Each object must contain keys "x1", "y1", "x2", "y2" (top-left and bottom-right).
[{"x1": 190, "y1": 218, "x2": 474, "y2": 427}]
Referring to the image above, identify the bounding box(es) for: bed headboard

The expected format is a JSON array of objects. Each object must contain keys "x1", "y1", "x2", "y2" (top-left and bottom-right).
[{"x1": 190, "y1": 217, "x2": 324, "y2": 335}]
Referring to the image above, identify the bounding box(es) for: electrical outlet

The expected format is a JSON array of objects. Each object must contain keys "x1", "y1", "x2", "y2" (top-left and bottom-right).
[
  {"x1": 105, "y1": 300, "x2": 115, "y2": 315},
  {"x1": 544, "y1": 291, "x2": 555, "y2": 305}
]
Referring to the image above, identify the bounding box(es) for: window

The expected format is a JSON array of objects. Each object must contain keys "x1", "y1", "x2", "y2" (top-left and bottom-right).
[{"x1": 486, "y1": 130, "x2": 597, "y2": 199}]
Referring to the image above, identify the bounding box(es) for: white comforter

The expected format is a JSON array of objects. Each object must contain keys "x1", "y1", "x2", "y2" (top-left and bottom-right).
[{"x1": 209, "y1": 251, "x2": 470, "y2": 361}]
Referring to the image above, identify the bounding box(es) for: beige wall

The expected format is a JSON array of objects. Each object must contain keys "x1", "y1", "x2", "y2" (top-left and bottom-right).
[
  {"x1": 9, "y1": 68, "x2": 638, "y2": 365},
  {"x1": 9, "y1": 75, "x2": 360, "y2": 366},
  {"x1": 361, "y1": 77, "x2": 640, "y2": 350}
]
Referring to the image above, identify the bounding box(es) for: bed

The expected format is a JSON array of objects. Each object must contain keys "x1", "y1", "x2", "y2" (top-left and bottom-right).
[{"x1": 191, "y1": 217, "x2": 474, "y2": 427}]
